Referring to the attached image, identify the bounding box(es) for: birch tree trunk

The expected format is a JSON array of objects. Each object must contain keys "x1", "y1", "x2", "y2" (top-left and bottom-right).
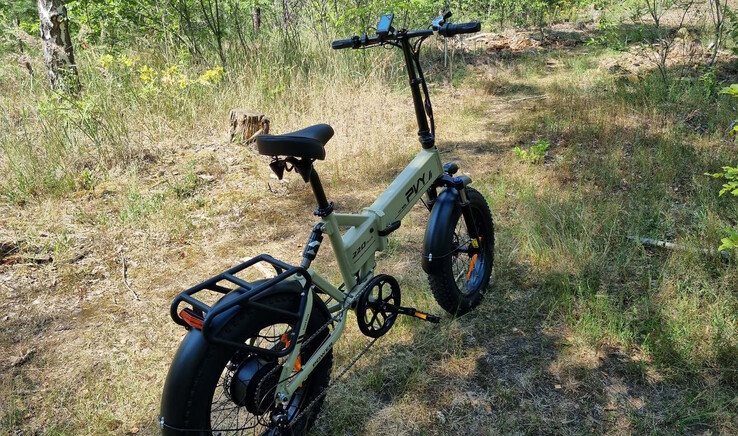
[
  {"x1": 37, "y1": 0, "x2": 80, "y2": 92},
  {"x1": 252, "y1": 7, "x2": 261, "y2": 33}
]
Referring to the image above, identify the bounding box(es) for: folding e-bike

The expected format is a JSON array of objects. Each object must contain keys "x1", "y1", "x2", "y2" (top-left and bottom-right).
[{"x1": 160, "y1": 12, "x2": 494, "y2": 435}]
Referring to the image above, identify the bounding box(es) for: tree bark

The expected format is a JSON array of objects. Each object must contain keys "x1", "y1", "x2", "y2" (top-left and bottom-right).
[
  {"x1": 228, "y1": 109, "x2": 269, "y2": 143},
  {"x1": 252, "y1": 7, "x2": 261, "y2": 33},
  {"x1": 37, "y1": 0, "x2": 79, "y2": 92}
]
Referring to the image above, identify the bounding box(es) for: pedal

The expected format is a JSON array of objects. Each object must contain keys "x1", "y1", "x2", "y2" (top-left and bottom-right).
[{"x1": 394, "y1": 305, "x2": 441, "y2": 323}]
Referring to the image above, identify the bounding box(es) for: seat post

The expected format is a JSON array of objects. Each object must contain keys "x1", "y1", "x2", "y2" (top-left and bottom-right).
[{"x1": 309, "y1": 167, "x2": 333, "y2": 216}]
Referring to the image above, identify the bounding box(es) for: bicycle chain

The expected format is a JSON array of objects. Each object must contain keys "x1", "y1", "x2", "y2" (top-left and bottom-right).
[
  {"x1": 247, "y1": 307, "x2": 379, "y2": 433},
  {"x1": 289, "y1": 335, "x2": 379, "y2": 428}
]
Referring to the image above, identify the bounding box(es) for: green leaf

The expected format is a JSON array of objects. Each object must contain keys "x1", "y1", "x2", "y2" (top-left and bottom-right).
[{"x1": 720, "y1": 84, "x2": 738, "y2": 97}]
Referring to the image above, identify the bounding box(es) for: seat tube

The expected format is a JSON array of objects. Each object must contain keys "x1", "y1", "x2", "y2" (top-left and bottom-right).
[
  {"x1": 321, "y1": 212, "x2": 357, "y2": 290},
  {"x1": 308, "y1": 167, "x2": 357, "y2": 289}
]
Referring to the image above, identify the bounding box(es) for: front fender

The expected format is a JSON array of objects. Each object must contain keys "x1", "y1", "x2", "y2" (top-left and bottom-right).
[{"x1": 421, "y1": 188, "x2": 460, "y2": 273}]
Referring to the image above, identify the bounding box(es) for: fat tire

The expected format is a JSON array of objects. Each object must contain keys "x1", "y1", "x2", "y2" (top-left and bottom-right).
[
  {"x1": 428, "y1": 188, "x2": 494, "y2": 315},
  {"x1": 164, "y1": 293, "x2": 332, "y2": 435}
]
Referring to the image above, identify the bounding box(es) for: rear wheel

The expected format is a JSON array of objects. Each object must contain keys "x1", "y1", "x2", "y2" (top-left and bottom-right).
[
  {"x1": 428, "y1": 188, "x2": 494, "y2": 315},
  {"x1": 163, "y1": 293, "x2": 332, "y2": 435}
]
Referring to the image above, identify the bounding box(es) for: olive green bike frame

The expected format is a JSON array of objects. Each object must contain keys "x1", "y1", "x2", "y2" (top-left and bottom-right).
[{"x1": 273, "y1": 146, "x2": 444, "y2": 405}]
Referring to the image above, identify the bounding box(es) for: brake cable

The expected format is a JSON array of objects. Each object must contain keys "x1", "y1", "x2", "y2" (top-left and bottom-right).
[{"x1": 412, "y1": 35, "x2": 435, "y2": 138}]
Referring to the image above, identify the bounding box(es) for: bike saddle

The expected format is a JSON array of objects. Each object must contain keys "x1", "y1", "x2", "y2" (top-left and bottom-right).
[{"x1": 256, "y1": 124, "x2": 334, "y2": 160}]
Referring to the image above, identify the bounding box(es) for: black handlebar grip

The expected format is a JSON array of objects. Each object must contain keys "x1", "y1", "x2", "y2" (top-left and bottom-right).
[
  {"x1": 332, "y1": 37, "x2": 357, "y2": 50},
  {"x1": 440, "y1": 21, "x2": 481, "y2": 37}
]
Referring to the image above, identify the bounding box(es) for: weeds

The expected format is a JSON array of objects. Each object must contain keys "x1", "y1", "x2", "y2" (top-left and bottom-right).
[{"x1": 513, "y1": 139, "x2": 549, "y2": 163}]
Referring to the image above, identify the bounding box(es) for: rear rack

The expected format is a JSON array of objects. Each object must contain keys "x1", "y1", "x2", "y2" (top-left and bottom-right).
[{"x1": 169, "y1": 254, "x2": 311, "y2": 358}]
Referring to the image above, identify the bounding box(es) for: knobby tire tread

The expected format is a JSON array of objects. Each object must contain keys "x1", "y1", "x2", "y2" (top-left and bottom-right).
[{"x1": 427, "y1": 188, "x2": 494, "y2": 316}]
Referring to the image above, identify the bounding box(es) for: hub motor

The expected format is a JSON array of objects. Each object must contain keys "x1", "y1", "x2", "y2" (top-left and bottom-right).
[{"x1": 227, "y1": 356, "x2": 279, "y2": 415}]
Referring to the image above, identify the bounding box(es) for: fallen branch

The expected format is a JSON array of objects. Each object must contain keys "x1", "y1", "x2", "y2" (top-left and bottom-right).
[
  {"x1": 10, "y1": 349, "x2": 35, "y2": 367},
  {"x1": 628, "y1": 236, "x2": 729, "y2": 258},
  {"x1": 120, "y1": 253, "x2": 141, "y2": 301},
  {"x1": 499, "y1": 94, "x2": 548, "y2": 103},
  {"x1": 244, "y1": 127, "x2": 264, "y2": 144}
]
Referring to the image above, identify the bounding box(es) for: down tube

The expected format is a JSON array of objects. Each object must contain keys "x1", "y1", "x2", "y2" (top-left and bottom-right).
[{"x1": 368, "y1": 147, "x2": 443, "y2": 225}]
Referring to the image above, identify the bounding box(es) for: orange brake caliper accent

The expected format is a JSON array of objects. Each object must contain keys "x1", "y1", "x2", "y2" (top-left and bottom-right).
[
  {"x1": 280, "y1": 333, "x2": 303, "y2": 373},
  {"x1": 466, "y1": 254, "x2": 478, "y2": 281},
  {"x1": 466, "y1": 237, "x2": 482, "y2": 281}
]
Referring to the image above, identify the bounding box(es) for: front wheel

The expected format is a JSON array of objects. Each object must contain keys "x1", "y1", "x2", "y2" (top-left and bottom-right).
[
  {"x1": 428, "y1": 187, "x2": 494, "y2": 315},
  {"x1": 161, "y1": 291, "x2": 333, "y2": 435}
]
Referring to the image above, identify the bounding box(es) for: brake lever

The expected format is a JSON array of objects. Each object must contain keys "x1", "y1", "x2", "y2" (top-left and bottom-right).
[{"x1": 432, "y1": 10, "x2": 453, "y2": 30}]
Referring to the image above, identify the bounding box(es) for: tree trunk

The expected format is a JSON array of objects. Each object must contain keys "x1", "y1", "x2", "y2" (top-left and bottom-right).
[
  {"x1": 37, "y1": 0, "x2": 79, "y2": 92},
  {"x1": 252, "y1": 7, "x2": 261, "y2": 33}
]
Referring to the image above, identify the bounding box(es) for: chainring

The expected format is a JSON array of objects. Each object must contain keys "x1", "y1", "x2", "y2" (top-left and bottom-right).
[{"x1": 356, "y1": 274, "x2": 401, "y2": 338}]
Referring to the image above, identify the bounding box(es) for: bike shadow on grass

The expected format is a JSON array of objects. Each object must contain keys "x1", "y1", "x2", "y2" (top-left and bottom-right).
[
  {"x1": 311, "y1": 137, "x2": 737, "y2": 434},
  {"x1": 314, "y1": 254, "x2": 736, "y2": 435}
]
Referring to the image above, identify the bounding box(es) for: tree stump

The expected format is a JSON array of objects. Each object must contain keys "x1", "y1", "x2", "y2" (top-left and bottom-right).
[{"x1": 228, "y1": 109, "x2": 270, "y2": 143}]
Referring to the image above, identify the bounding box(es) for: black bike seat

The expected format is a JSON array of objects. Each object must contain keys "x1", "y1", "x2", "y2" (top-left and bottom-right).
[{"x1": 256, "y1": 124, "x2": 334, "y2": 160}]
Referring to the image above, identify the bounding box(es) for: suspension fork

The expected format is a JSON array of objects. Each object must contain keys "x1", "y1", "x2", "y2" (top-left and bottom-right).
[{"x1": 458, "y1": 188, "x2": 480, "y2": 248}]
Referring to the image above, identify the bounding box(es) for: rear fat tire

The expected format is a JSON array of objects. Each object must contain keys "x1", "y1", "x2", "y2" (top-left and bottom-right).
[
  {"x1": 427, "y1": 188, "x2": 494, "y2": 315},
  {"x1": 161, "y1": 293, "x2": 333, "y2": 435}
]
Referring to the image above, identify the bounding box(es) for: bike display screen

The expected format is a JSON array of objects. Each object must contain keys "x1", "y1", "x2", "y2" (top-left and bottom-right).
[{"x1": 376, "y1": 14, "x2": 394, "y2": 36}]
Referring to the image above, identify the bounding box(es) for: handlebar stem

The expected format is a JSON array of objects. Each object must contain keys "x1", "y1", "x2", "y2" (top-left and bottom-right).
[{"x1": 399, "y1": 36, "x2": 434, "y2": 149}]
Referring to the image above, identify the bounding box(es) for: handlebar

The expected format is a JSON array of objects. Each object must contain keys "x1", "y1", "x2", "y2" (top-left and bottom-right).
[
  {"x1": 439, "y1": 21, "x2": 481, "y2": 37},
  {"x1": 331, "y1": 21, "x2": 479, "y2": 50},
  {"x1": 329, "y1": 13, "x2": 481, "y2": 150}
]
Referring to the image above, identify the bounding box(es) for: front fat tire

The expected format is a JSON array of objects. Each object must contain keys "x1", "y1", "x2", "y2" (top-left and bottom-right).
[
  {"x1": 161, "y1": 293, "x2": 333, "y2": 435},
  {"x1": 428, "y1": 188, "x2": 494, "y2": 316}
]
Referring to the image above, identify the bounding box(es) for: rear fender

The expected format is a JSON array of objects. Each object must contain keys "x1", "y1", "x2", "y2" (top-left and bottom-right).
[{"x1": 160, "y1": 280, "x2": 329, "y2": 434}]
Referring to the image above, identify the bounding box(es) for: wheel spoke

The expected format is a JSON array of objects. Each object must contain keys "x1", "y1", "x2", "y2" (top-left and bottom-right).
[{"x1": 369, "y1": 310, "x2": 379, "y2": 327}]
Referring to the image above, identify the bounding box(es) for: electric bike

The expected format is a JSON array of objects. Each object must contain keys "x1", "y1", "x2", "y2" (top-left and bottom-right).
[{"x1": 160, "y1": 11, "x2": 493, "y2": 435}]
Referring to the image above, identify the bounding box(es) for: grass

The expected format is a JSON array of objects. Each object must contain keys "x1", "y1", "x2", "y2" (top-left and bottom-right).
[{"x1": 1, "y1": 21, "x2": 737, "y2": 435}]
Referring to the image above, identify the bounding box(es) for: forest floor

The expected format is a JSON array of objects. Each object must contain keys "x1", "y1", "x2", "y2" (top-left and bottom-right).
[{"x1": 2, "y1": 22, "x2": 738, "y2": 435}]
